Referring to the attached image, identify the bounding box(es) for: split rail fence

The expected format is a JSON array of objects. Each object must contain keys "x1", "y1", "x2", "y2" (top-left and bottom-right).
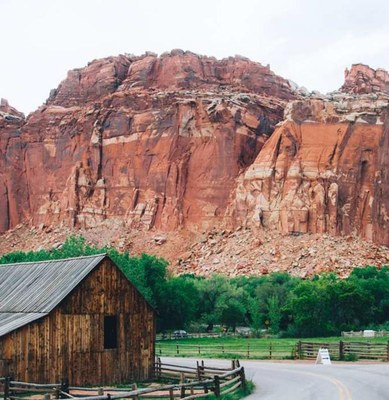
[
  {"x1": 156, "y1": 342, "x2": 295, "y2": 359},
  {"x1": 157, "y1": 341, "x2": 389, "y2": 361},
  {"x1": 0, "y1": 359, "x2": 246, "y2": 400},
  {"x1": 297, "y1": 341, "x2": 389, "y2": 361},
  {"x1": 342, "y1": 331, "x2": 389, "y2": 338},
  {"x1": 156, "y1": 333, "x2": 224, "y2": 341}
]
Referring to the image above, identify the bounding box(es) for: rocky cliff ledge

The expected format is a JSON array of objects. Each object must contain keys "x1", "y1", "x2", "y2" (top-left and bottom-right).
[
  {"x1": 341, "y1": 64, "x2": 389, "y2": 94},
  {"x1": 1, "y1": 52, "x2": 389, "y2": 276}
]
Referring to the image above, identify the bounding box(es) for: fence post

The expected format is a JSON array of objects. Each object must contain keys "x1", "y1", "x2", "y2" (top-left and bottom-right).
[
  {"x1": 201, "y1": 360, "x2": 205, "y2": 380},
  {"x1": 196, "y1": 361, "x2": 202, "y2": 381},
  {"x1": 131, "y1": 384, "x2": 139, "y2": 400},
  {"x1": 176, "y1": 344, "x2": 179, "y2": 355},
  {"x1": 297, "y1": 341, "x2": 302, "y2": 359},
  {"x1": 240, "y1": 367, "x2": 246, "y2": 391},
  {"x1": 60, "y1": 379, "x2": 69, "y2": 399},
  {"x1": 198, "y1": 346, "x2": 201, "y2": 355},
  {"x1": 214, "y1": 375, "x2": 221, "y2": 397},
  {"x1": 158, "y1": 357, "x2": 162, "y2": 379},
  {"x1": 247, "y1": 343, "x2": 250, "y2": 359},
  {"x1": 169, "y1": 388, "x2": 174, "y2": 400},
  {"x1": 339, "y1": 341, "x2": 344, "y2": 360},
  {"x1": 4, "y1": 376, "x2": 11, "y2": 400},
  {"x1": 387, "y1": 341, "x2": 389, "y2": 362},
  {"x1": 180, "y1": 384, "x2": 185, "y2": 398},
  {"x1": 269, "y1": 343, "x2": 272, "y2": 359}
]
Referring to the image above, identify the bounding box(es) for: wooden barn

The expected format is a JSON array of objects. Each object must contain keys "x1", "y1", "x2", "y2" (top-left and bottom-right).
[{"x1": 0, "y1": 254, "x2": 155, "y2": 385}]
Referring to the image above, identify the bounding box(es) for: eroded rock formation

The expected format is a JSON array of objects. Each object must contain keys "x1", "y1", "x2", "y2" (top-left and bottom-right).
[
  {"x1": 0, "y1": 99, "x2": 26, "y2": 232},
  {"x1": 234, "y1": 93, "x2": 389, "y2": 245},
  {"x1": 1, "y1": 51, "x2": 389, "y2": 266},
  {"x1": 341, "y1": 64, "x2": 389, "y2": 94},
  {"x1": 1, "y1": 51, "x2": 292, "y2": 233}
]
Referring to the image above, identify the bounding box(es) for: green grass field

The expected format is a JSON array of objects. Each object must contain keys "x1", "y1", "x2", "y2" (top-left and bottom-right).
[{"x1": 156, "y1": 336, "x2": 389, "y2": 359}]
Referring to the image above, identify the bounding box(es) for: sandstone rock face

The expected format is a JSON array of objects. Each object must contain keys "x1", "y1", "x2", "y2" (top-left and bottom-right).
[
  {"x1": 1, "y1": 54, "x2": 389, "y2": 268},
  {"x1": 2, "y1": 51, "x2": 292, "y2": 234},
  {"x1": 0, "y1": 99, "x2": 26, "y2": 232},
  {"x1": 341, "y1": 64, "x2": 389, "y2": 94},
  {"x1": 234, "y1": 93, "x2": 389, "y2": 245}
]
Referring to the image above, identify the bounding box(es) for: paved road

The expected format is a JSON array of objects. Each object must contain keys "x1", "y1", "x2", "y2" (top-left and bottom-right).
[{"x1": 162, "y1": 357, "x2": 389, "y2": 399}]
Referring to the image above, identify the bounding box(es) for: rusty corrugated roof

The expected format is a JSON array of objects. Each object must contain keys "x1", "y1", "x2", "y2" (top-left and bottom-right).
[{"x1": 0, "y1": 254, "x2": 106, "y2": 337}]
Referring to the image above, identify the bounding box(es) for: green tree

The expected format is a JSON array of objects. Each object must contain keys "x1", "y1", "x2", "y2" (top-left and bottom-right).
[
  {"x1": 249, "y1": 273, "x2": 297, "y2": 332},
  {"x1": 286, "y1": 277, "x2": 333, "y2": 337},
  {"x1": 218, "y1": 298, "x2": 246, "y2": 331},
  {"x1": 267, "y1": 295, "x2": 282, "y2": 334},
  {"x1": 157, "y1": 277, "x2": 200, "y2": 331},
  {"x1": 196, "y1": 275, "x2": 231, "y2": 328}
]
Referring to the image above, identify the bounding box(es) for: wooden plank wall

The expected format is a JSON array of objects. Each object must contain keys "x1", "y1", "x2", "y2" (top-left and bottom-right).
[{"x1": 0, "y1": 259, "x2": 155, "y2": 385}]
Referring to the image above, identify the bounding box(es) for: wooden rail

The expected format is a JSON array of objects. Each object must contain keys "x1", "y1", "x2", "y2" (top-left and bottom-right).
[
  {"x1": 342, "y1": 330, "x2": 389, "y2": 337},
  {"x1": 1, "y1": 359, "x2": 245, "y2": 400},
  {"x1": 297, "y1": 340, "x2": 389, "y2": 361},
  {"x1": 156, "y1": 342, "x2": 295, "y2": 359},
  {"x1": 157, "y1": 340, "x2": 389, "y2": 361},
  {"x1": 156, "y1": 333, "x2": 225, "y2": 341}
]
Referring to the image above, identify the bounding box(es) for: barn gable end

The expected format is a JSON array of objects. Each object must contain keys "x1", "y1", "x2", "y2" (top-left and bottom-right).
[{"x1": 0, "y1": 255, "x2": 155, "y2": 385}]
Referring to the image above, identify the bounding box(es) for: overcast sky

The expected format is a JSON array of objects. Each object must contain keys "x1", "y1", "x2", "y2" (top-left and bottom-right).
[{"x1": 2, "y1": 0, "x2": 389, "y2": 114}]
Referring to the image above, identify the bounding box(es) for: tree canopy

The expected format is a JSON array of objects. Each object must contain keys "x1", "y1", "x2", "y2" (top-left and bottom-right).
[{"x1": 2, "y1": 236, "x2": 388, "y2": 337}]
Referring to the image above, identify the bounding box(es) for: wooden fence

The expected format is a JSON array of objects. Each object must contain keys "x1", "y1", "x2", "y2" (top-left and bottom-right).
[
  {"x1": 156, "y1": 342, "x2": 295, "y2": 359},
  {"x1": 156, "y1": 333, "x2": 224, "y2": 341},
  {"x1": 297, "y1": 341, "x2": 389, "y2": 361},
  {"x1": 342, "y1": 330, "x2": 389, "y2": 338},
  {"x1": 157, "y1": 341, "x2": 389, "y2": 361},
  {"x1": 0, "y1": 360, "x2": 246, "y2": 400}
]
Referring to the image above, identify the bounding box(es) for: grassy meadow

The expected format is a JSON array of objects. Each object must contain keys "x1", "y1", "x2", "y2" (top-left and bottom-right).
[{"x1": 156, "y1": 336, "x2": 389, "y2": 359}]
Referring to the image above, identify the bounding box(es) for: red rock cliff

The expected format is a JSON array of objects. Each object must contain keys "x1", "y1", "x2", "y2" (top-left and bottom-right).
[
  {"x1": 234, "y1": 93, "x2": 389, "y2": 245},
  {"x1": 0, "y1": 99, "x2": 26, "y2": 232},
  {"x1": 2, "y1": 54, "x2": 389, "y2": 254},
  {"x1": 341, "y1": 64, "x2": 389, "y2": 94},
  {"x1": 1, "y1": 51, "x2": 293, "y2": 233}
]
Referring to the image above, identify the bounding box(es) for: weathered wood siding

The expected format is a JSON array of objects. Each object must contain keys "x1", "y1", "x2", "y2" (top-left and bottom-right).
[{"x1": 0, "y1": 258, "x2": 155, "y2": 384}]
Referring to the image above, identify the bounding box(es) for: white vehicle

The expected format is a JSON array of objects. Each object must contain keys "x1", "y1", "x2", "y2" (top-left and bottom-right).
[{"x1": 173, "y1": 330, "x2": 188, "y2": 338}]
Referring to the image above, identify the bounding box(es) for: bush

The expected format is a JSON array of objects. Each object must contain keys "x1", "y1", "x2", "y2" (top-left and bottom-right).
[{"x1": 344, "y1": 353, "x2": 359, "y2": 362}]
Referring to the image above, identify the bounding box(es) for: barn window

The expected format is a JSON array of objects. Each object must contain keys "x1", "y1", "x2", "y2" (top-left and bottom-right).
[{"x1": 104, "y1": 316, "x2": 118, "y2": 349}]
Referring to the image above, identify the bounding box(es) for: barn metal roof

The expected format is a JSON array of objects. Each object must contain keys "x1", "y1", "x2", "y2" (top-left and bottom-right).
[
  {"x1": 0, "y1": 254, "x2": 106, "y2": 337},
  {"x1": 0, "y1": 313, "x2": 47, "y2": 337}
]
